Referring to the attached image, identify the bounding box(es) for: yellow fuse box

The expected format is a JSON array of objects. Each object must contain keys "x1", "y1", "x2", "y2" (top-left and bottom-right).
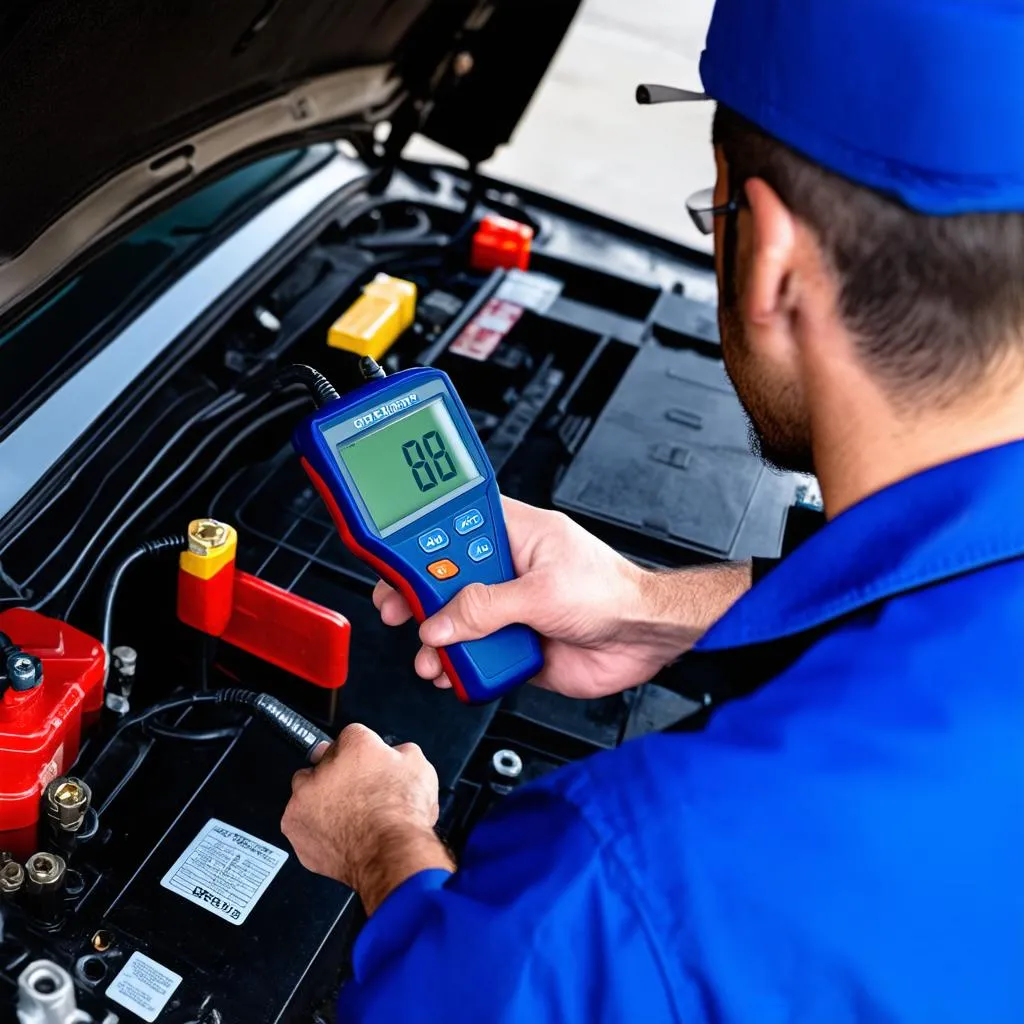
[{"x1": 327, "y1": 274, "x2": 418, "y2": 360}]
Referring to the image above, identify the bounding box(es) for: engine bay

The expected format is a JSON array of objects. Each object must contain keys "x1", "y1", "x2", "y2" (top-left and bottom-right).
[{"x1": 0, "y1": 157, "x2": 810, "y2": 1022}]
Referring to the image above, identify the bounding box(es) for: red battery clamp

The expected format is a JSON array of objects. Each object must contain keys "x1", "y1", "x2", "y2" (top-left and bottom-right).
[{"x1": 176, "y1": 519, "x2": 350, "y2": 690}]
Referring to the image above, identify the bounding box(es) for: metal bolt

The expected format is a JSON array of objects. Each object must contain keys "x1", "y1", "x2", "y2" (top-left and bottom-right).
[
  {"x1": 91, "y1": 930, "x2": 113, "y2": 953},
  {"x1": 187, "y1": 519, "x2": 230, "y2": 555},
  {"x1": 24, "y1": 852, "x2": 66, "y2": 922},
  {"x1": 45, "y1": 777, "x2": 92, "y2": 832},
  {"x1": 105, "y1": 692, "x2": 130, "y2": 716},
  {"x1": 6, "y1": 651, "x2": 41, "y2": 691},
  {"x1": 491, "y1": 749, "x2": 523, "y2": 780},
  {"x1": 25, "y1": 853, "x2": 65, "y2": 888},
  {"x1": 453, "y1": 51, "x2": 475, "y2": 77},
  {"x1": 0, "y1": 860, "x2": 25, "y2": 895},
  {"x1": 111, "y1": 645, "x2": 138, "y2": 679}
]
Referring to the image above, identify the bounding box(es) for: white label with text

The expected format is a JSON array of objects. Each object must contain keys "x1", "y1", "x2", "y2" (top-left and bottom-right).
[
  {"x1": 106, "y1": 952, "x2": 183, "y2": 1022},
  {"x1": 159, "y1": 818, "x2": 288, "y2": 926}
]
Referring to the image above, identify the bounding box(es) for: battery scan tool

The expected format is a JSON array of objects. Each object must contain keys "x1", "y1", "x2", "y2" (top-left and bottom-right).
[{"x1": 289, "y1": 363, "x2": 543, "y2": 704}]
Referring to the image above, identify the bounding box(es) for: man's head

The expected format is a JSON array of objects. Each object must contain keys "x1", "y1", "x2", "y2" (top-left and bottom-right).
[{"x1": 711, "y1": 104, "x2": 1024, "y2": 475}]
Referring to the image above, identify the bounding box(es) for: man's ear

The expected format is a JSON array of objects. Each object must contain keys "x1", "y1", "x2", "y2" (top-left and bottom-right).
[{"x1": 743, "y1": 178, "x2": 797, "y2": 328}]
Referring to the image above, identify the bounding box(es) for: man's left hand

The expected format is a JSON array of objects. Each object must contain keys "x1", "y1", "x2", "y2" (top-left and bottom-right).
[{"x1": 281, "y1": 723, "x2": 454, "y2": 914}]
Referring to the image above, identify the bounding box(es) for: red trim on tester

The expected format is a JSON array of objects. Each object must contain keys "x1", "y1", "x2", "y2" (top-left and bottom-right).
[{"x1": 301, "y1": 459, "x2": 471, "y2": 703}]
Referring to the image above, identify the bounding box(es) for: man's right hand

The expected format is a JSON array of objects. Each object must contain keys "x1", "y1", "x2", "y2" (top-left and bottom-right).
[{"x1": 373, "y1": 498, "x2": 751, "y2": 700}]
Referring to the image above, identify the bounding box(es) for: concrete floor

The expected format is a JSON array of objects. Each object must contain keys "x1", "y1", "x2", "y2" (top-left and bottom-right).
[{"x1": 409, "y1": 0, "x2": 717, "y2": 253}]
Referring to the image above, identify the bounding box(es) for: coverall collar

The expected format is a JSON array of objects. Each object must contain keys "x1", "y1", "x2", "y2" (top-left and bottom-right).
[{"x1": 697, "y1": 439, "x2": 1024, "y2": 652}]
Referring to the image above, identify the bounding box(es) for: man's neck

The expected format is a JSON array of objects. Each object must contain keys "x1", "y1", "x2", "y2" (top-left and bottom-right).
[{"x1": 811, "y1": 361, "x2": 1024, "y2": 519}]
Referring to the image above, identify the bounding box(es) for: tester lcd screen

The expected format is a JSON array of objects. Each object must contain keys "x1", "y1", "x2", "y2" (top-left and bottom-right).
[{"x1": 338, "y1": 399, "x2": 482, "y2": 534}]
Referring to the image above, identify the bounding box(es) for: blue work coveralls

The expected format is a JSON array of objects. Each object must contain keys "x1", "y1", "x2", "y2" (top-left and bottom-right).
[{"x1": 340, "y1": 441, "x2": 1024, "y2": 1022}]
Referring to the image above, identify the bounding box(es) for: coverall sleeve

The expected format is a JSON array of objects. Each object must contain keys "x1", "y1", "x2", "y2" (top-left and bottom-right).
[{"x1": 337, "y1": 783, "x2": 678, "y2": 1023}]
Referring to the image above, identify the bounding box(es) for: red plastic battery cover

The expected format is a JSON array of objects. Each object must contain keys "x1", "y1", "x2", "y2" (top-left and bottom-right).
[{"x1": 0, "y1": 609, "x2": 105, "y2": 857}]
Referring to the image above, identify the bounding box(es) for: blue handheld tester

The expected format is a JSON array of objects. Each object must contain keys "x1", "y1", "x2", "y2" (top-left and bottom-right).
[{"x1": 292, "y1": 366, "x2": 543, "y2": 704}]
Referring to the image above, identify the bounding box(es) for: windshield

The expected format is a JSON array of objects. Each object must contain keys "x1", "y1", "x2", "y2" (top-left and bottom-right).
[{"x1": 0, "y1": 147, "x2": 328, "y2": 439}]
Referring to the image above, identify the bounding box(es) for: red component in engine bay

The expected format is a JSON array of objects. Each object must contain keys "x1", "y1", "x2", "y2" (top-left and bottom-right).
[
  {"x1": 0, "y1": 609, "x2": 105, "y2": 857},
  {"x1": 176, "y1": 520, "x2": 350, "y2": 690}
]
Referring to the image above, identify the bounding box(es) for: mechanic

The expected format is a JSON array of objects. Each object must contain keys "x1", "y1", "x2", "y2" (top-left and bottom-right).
[{"x1": 281, "y1": 0, "x2": 1024, "y2": 1020}]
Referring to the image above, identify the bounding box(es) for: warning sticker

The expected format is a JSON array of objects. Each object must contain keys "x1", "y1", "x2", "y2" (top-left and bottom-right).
[
  {"x1": 106, "y1": 952, "x2": 182, "y2": 1022},
  {"x1": 160, "y1": 818, "x2": 288, "y2": 926},
  {"x1": 448, "y1": 298, "x2": 524, "y2": 361}
]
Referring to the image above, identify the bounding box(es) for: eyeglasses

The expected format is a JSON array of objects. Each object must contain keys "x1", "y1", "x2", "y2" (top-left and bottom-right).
[{"x1": 686, "y1": 187, "x2": 748, "y2": 235}]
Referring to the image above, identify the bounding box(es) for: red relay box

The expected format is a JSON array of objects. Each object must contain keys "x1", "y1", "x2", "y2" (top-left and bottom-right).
[
  {"x1": 0, "y1": 608, "x2": 105, "y2": 857},
  {"x1": 470, "y1": 214, "x2": 534, "y2": 272}
]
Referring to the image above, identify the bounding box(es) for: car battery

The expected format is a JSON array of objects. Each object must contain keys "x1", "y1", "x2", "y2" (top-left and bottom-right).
[
  {"x1": 0, "y1": 609, "x2": 105, "y2": 858},
  {"x1": 91, "y1": 722, "x2": 360, "y2": 1022}
]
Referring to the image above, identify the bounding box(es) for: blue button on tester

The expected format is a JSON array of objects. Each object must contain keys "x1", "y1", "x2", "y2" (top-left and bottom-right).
[
  {"x1": 455, "y1": 509, "x2": 484, "y2": 535},
  {"x1": 419, "y1": 528, "x2": 450, "y2": 554},
  {"x1": 468, "y1": 537, "x2": 495, "y2": 563}
]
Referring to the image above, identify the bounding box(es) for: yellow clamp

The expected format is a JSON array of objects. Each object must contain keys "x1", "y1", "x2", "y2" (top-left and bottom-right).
[{"x1": 327, "y1": 274, "x2": 417, "y2": 361}]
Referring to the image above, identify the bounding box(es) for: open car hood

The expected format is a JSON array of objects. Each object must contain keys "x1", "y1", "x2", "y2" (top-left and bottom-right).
[{"x1": 0, "y1": 0, "x2": 581, "y2": 321}]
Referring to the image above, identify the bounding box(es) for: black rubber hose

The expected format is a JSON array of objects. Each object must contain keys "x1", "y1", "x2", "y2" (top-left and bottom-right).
[
  {"x1": 26, "y1": 390, "x2": 244, "y2": 598},
  {"x1": 275, "y1": 364, "x2": 340, "y2": 408},
  {"x1": 148, "y1": 397, "x2": 305, "y2": 535},
  {"x1": 0, "y1": 385, "x2": 214, "y2": 559},
  {"x1": 87, "y1": 689, "x2": 330, "y2": 785},
  {"x1": 217, "y1": 688, "x2": 332, "y2": 762},
  {"x1": 84, "y1": 689, "x2": 331, "y2": 815},
  {"x1": 57, "y1": 393, "x2": 283, "y2": 620},
  {"x1": 101, "y1": 535, "x2": 185, "y2": 686},
  {"x1": 19, "y1": 387, "x2": 237, "y2": 589}
]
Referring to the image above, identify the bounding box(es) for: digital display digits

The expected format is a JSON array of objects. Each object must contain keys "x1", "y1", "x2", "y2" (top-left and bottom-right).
[{"x1": 338, "y1": 399, "x2": 482, "y2": 534}]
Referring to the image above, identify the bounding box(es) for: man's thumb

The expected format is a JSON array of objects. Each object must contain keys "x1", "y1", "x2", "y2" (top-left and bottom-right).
[{"x1": 420, "y1": 578, "x2": 534, "y2": 646}]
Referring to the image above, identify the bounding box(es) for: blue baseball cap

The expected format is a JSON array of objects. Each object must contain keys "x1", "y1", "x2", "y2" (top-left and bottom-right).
[{"x1": 638, "y1": 0, "x2": 1024, "y2": 216}]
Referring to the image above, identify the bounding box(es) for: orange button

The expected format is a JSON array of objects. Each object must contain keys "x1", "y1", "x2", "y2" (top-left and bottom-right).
[{"x1": 427, "y1": 559, "x2": 460, "y2": 581}]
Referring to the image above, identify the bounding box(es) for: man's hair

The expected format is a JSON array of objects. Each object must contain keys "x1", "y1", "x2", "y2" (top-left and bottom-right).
[{"x1": 713, "y1": 105, "x2": 1024, "y2": 402}]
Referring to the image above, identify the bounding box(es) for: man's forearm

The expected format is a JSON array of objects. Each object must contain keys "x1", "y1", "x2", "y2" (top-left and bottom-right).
[
  {"x1": 628, "y1": 561, "x2": 752, "y2": 660},
  {"x1": 354, "y1": 825, "x2": 455, "y2": 916}
]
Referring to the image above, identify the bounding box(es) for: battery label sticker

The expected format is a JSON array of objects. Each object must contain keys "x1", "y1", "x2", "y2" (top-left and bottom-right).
[
  {"x1": 106, "y1": 952, "x2": 183, "y2": 1022},
  {"x1": 160, "y1": 818, "x2": 288, "y2": 926},
  {"x1": 448, "y1": 298, "x2": 524, "y2": 361},
  {"x1": 494, "y1": 269, "x2": 562, "y2": 314}
]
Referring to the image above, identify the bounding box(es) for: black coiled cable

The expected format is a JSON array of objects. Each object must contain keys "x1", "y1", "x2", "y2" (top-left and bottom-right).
[{"x1": 275, "y1": 365, "x2": 340, "y2": 408}]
